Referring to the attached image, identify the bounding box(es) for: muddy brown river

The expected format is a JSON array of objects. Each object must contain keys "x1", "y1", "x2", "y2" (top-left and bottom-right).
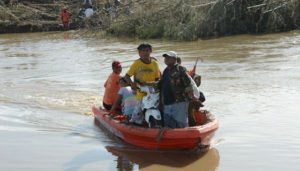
[{"x1": 0, "y1": 30, "x2": 299, "y2": 171}]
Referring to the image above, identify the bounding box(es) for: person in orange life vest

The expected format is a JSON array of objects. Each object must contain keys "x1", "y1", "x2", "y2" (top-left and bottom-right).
[
  {"x1": 103, "y1": 61, "x2": 122, "y2": 110},
  {"x1": 61, "y1": 7, "x2": 72, "y2": 30}
]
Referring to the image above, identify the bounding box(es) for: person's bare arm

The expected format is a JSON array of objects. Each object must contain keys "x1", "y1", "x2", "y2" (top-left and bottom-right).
[
  {"x1": 124, "y1": 74, "x2": 137, "y2": 91},
  {"x1": 109, "y1": 94, "x2": 122, "y2": 115}
]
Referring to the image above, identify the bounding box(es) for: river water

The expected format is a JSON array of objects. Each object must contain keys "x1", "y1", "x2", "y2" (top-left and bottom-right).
[{"x1": 0, "y1": 30, "x2": 299, "y2": 171}]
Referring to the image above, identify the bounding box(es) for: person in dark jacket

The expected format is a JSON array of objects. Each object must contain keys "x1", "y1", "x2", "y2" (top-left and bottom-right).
[{"x1": 158, "y1": 51, "x2": 199, "y2": 128}]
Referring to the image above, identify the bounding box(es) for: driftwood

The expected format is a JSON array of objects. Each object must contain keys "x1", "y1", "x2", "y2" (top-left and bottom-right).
[
  {"x1": 184, "y1": 1, "x2": 217, "y2": 8},
  {"x1": 226, "y1": 0, "x2": 236, "y2": 6},
  {"x1": 263, "y1": 2, "x2": 287, "y2": 14},
  {"x1": 247, "y1": 4, "x2": 267, "y2": 10}
]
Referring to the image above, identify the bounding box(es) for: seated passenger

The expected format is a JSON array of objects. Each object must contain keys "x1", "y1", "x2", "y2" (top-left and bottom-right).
[
  {"x1": 102, "y1": 61, "x2": 122, "y2": 110},
  {"x1": 177, "y1": 57, "x2": 205, "y2": 126},
  {"x1": 177, "y1": 57, "x2": 205, "y2": 103},
  {"x1": 109, "y1": 77, "x2": 138, "y2": 119}
]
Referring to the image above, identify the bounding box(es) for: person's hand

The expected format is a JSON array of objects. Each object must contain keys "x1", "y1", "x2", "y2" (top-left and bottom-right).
[
  {"x1": 107, "y1": 108, "x2": 115, "y2": 115},
  {"x1": 190, "y1": 99, "x2": 204, "y2": 110},
  {"x1": 132, "y1": 88, "x2": 137, "y2": 94},
  {"x1": 187, "y1": 91, "x2": 197, "y2": 101},
  {"x1": 145, "y1": 81, "x2": 158, "y2": 86},
  {"x1": 104, "y1": 111, "x2": 111, "y2": 116},
  {"x1": 131, "y1": 83, "x2": 138, "y2": 91},
  {"x1": 137, "y1": 81, "x2": 146, "y2": 86}
]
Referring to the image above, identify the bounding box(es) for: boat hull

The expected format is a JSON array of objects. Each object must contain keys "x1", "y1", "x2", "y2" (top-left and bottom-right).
[{"x1": 92, "y1": 106, "x2": 218, "y2": 150}]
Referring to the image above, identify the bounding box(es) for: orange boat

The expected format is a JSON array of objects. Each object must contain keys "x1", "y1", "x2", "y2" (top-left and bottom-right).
[{"x1": 92, "y1": 106, "x2": 219, "y2": 150}]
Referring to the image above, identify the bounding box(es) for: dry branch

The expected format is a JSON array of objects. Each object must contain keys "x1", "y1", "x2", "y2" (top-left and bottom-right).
[{"x1": 247, "y1": 4, "x2": 267, "y2": 10}]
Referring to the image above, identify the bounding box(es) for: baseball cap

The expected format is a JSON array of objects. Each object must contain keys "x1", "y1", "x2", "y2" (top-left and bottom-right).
[{"x1": 162, "y1": 51, "x2": 177, "y2": 58}]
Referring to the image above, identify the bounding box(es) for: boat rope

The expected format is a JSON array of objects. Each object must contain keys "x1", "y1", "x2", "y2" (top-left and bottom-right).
[{"x1": 155, "y1": 127, "x2": 169, "y2": 143}]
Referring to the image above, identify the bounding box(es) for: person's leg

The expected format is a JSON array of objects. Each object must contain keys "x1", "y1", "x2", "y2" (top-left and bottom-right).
[
  {"x1": 66, "y1": 21, "x2": 70, "y2": 29},
  {"x1": 163, "y1": 104, "x2": 177, "y2": 128},
  {"x1": 188, "y1": 103, "x2": 196, "y2": 126},
  {"x1": 172, "y1": 101, "x2": 189, "y2": 128},
  {"x1": 63, "y1": 21, "x2": 67, "y2": 29},
  {"x1": 129, "y1": 100, "x2": 144, "y2": 125},
  {"x1": 103, "y1": 102, "x2": 112, "y2": 110},
  {"x1": 63, "y1": 21, "x2": 69, "y2": 29}
]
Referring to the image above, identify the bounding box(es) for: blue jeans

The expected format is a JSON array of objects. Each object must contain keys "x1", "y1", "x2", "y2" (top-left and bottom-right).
[{"x1": 163, "y1": 101, "x2": 189, "y2": 128}]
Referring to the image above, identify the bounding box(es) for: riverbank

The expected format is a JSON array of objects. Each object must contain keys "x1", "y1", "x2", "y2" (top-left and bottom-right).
[
  {"x1": 0, "y1": 0, "x2": 84, "y2": 33},
  {"x1": 0, "y1": 0, "x2": 299, "y2": 40}
]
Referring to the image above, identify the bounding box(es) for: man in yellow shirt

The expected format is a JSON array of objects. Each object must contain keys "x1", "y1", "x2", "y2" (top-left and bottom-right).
[{"x1": 124, "y1": 43, "x2": 160, "y2": 124}]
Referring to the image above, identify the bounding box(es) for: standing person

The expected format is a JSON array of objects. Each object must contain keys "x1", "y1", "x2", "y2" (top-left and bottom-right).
[
  {"x1": 124, "y1": 43, "x2": 161, "y2": 125},
  {"x1": 158, "y1": 51, "x2": 199, "y2": 128},
  {"x1": 114, "y1": 0, "x2": 121, "y2": 7},
  {"x1": 103, "y1": 61, "x2": 122, "y2": 110},
  {"x1": 109, "y1": 77, "x2": 138, "y2": 119},
  {"x1": 61, "y1": 7, "x2": 72, "y2": 30},
  {"x1": 82, "y1": 0, "x2": 92, "y2": 9}
]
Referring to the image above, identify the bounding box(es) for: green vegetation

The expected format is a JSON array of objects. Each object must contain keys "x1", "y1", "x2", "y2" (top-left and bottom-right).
[
  {"x1": 106, "y1": 0, "x2": 300, "y2": 40},
  {"x1": 0, "y1": 0, "x2": 299, "y2": 40}
]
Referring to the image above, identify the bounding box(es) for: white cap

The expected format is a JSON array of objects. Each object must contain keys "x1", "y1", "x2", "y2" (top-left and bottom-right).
[{"x1": 162, "y1": 51, "x2": 177, "y2": 58}]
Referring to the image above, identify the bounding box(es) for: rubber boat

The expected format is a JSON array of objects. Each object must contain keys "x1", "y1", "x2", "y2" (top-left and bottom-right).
[{"x1": 92, "y1": 106, "x2": 219, "y2": 150}]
